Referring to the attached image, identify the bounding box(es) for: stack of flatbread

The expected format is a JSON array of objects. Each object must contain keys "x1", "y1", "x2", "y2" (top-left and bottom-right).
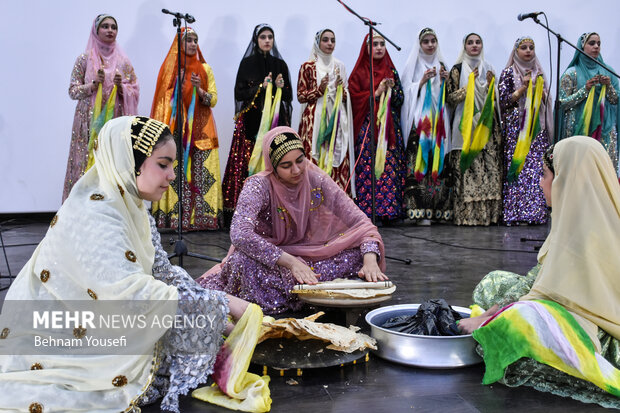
[
  {"x1": 259, "y1": 312, "x2": 377, "y2": 353},
  {"x1": 290, "y1": 279, "x2": 395, "y2": 299}
]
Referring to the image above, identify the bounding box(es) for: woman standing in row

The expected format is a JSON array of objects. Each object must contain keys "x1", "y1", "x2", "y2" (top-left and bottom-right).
[
  {"x1": 446, "y1": 33, "x2": 502, "y2": 226},
  {"x1": 150, "y1": 27, "x2": 223, "y2": 230},
  {"x1": 401, "y1": 28, "x2": 452, "y2": 224},
  {"x1": 558, "y1": 32, "x2": 619, "y2": 175},
  {"x1": 63, "y1": 14, "x2": 139, "y2": 202},
  {"x1": 297, "y1": 29, "x2": 355, "y2": 195},
  {"x1": 499, "y1": 37, "x2": 553, "y2": 225},
  {"x1": 221, "y1": 24, "x2": 293, "y2": 226},
  {"x1": 349, "y1": 32, "x2": 406, "y2": 222}
]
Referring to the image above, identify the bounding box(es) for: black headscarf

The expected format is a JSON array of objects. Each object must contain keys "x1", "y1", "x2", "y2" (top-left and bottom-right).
[{"x1": 234, "y1": 24, "x2": 292, "y2": 139}]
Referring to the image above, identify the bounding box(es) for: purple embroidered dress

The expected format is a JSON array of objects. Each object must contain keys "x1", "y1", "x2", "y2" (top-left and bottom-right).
[{"x1": 198, "y1": 130, "x2": 383, "y2": 314}]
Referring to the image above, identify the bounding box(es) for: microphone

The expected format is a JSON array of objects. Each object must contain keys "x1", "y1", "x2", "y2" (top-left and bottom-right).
[
  {"x1": 161, "y1": 9, "x2": 195, "y2": 23},
  {"x1": 517, "y1": 11, "x2": 543, "y2": 21}
]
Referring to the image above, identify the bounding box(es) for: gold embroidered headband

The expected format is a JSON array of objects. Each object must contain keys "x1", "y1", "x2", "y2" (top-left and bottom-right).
[
  {"x1": 515, "y1": 37, "x2": 534, "y2": 49},
  {"x1": 131, "y1": 117, "x2": 169, "y2": 158},
  {"x1": 183, "y1": 27, "x2": 198, "y2": 40},
  {"x1": 269, "y1": 133, "x2": 304, "y2": 167},
  {"x1": 419, "y1": 28, "x2": 436, "y2": 41}
]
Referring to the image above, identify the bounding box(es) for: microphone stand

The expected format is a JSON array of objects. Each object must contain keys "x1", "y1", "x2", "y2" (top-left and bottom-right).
[
  {"x1": 524, "y1": 14, "x2": 620, "y2": 142},
  {"x1": 336, "y1": 0, "x2": 400, "y2": 225},
  {"x1": 161, "y1": 9, "x2": 221, "y2": 266},
  {"x1": 336, "y1": 2, "x2": 409, "y2": 266}
]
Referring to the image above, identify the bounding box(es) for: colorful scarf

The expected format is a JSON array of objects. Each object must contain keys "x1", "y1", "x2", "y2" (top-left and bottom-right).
[
  {"x1": 576, "y1": 84, "x2": 607, "y2": 140},
  {"x1": 317, "y1": 83, "x2": 344, "y2": 176},
  {"x1": 413, "y1": 80, "x2": 434, "y2": 181},
  {"x1": 86, "y1": 84, "x2": 117, "y2": 171},
  {"x1": 473, "y1": 300, "x2": 620, "y2": 396},
  {"x1": 431, "y1": 80, "x2": 448, "y2": 181},
  {"x1": 192, "y1": 303, "x2": 271, "y2": 412},
  {"x1": 414, "y1": 79, "x2": 447, "y2": 182},
  {"x1": 374, "y1": 86, "x2": 392, "y2": 177},
  {"x1": 248, "y1": 82, "x2": 282, "y2": 175},
  {"x1": 507, "y1": 75, "x2": 544, "y2": 182},
  {"x1": 167, "y1": 78, "x2": 198, "y2": 183},
  {"x1": 460, "y1": 75, "x2": 496, "y2": 172}
]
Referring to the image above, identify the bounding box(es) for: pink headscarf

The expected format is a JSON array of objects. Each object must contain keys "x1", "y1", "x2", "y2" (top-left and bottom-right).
[
  {"x1": 504, "y1": 36, "x2": 554, "y2": 137},
  {"x1": 256, "y1": 126, "x2": 386, "y2": 268},
  {"x1": 84, "y1": 14, "x2": 139, "y2": 114}
]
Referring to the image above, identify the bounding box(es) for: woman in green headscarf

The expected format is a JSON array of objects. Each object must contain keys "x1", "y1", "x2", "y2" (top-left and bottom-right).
[{"x1": 558, "y1": 32, "x2": 620, "y2": 175}]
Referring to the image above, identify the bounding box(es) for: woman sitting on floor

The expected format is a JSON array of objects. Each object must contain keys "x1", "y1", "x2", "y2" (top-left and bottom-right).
[
  {"x1": 459, "y1": 136, "x2": 620, "y2": 407},
  {"x1": 198, "y1": 126, "x2": 388, "y2": 314},
  {"x1": 0, "y1": 116, "x2": 252, "y2": 413}
]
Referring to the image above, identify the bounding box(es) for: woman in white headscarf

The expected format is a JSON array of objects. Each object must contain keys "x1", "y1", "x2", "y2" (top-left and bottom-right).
[
  {"x1": 0, "y1": 116, "x2": 251, "y2": 413},
  {"x1": 401, "y1": 28, "x2": 453, "y2": 225},
  {"x1": 446, "y1": 33, "x2": 502, "y2": 226},
  {"x1": 297, "y1": 29, "x2": 355, "y2": 195}
]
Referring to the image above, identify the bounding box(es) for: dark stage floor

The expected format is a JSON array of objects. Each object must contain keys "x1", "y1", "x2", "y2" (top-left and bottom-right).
[{"x1": 0, "y1": 216, "x2": 610, "y2": 412}]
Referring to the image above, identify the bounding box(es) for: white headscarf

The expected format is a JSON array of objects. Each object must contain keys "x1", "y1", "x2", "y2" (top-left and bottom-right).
[
  {"x1": 300, "y1": 29, "x2": 355, "y2": 193},
  {"x1": 400, "y1": 28, "x2": 449, "y2": 141},
  {"x1": 451, "y1": 33, "x2": 496, "y2": 150},
  {"x1": 0, "y1": 116, "x2": 178, "y2": 412}
]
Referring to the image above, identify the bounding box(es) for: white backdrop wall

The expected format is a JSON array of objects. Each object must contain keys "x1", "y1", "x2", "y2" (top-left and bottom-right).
[{"x1": 2, "y1": 0, "x2": 619, "y2": 212}]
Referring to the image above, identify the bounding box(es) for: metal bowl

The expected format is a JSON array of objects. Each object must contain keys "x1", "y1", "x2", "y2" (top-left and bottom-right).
[{"x1": 365, "y1": 304, "x2": 482, "y2": 368}]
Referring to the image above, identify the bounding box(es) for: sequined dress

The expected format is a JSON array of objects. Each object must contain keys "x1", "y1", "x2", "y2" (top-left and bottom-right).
[
  {"x1": 353, "y1": 68, "x2": 407, "y2": 220},
  {"x1": 139, "y1": 215, "x2": 229, "y2": 412},
  {"x1": 198, "y1": 175, "x2": 380, "y2": 314},
  {"x1": 472, "y1": 265, "x2": 620, "y2": 408},
  {"x1": 499, "y1": 66, "x2": 549, "y2": 225},
  {"x1": 62, "y1": 53, "x2": 138, "y2": 202},
  {"x1": 221, "y1": 54, "x2": 292, "y2": 226}
]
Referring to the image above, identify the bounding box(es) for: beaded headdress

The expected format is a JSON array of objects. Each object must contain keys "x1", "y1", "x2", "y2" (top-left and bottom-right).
[
  {"x1": 419, "y1": 28, "x2": 436, "y2": 41},
  {"x1": 579, "y1": 32, "x2": 598, "y2": 48},
  {"x1": 269, "y1": 132, "x2": 304, "y2": 167},
  {"x1": 130, "y1": 117, "x2": 171, "y2": 174},
  {"x1": 183, "y1": 27, "x2": 198, "y2": 40},
  {"x1": 95, "y1": 14, "x2": 116, "y2": 31},
  {"x1": 514, "y1": 36, "x2": 534, "y2": 50},
  {"x1": 543, "y1": 144, "x2": 555, "y2": 174}
]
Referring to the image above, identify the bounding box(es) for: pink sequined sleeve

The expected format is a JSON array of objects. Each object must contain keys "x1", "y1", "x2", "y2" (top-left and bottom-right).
[
  {"x1": 68, "y1": 54, "x2": 93, "y2": 101},
  {"x1": 229, "y1": 176, "x2": 283, "y2": 268}
]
